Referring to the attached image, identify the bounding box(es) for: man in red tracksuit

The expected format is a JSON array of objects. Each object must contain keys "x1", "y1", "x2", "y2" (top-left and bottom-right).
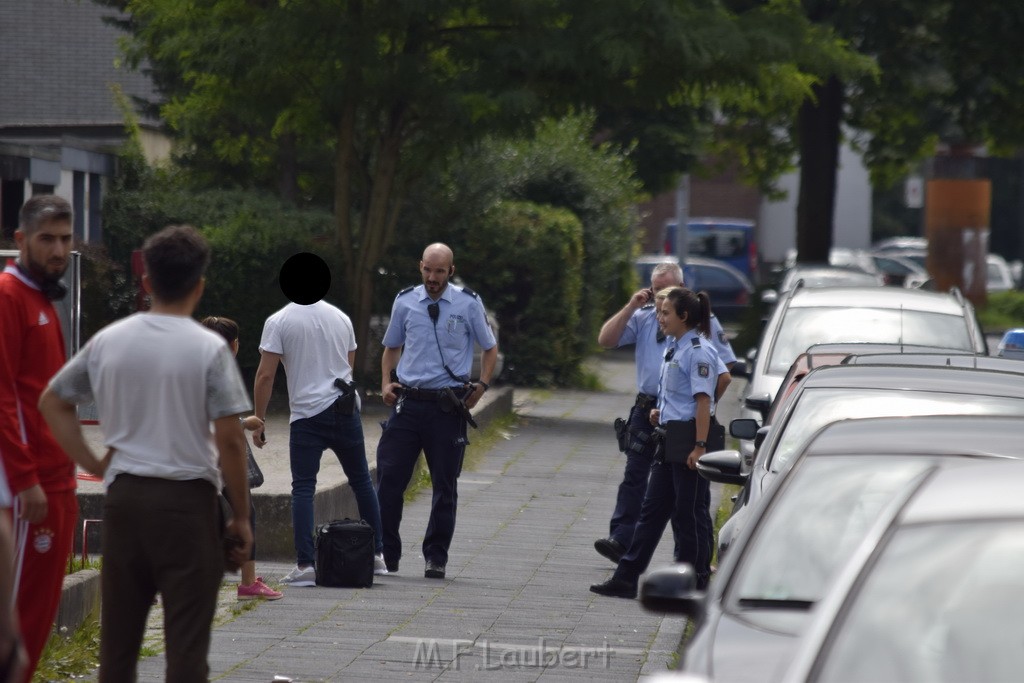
[{"x1": 0, "y1": 195, "x2": 76, "y2": 682}]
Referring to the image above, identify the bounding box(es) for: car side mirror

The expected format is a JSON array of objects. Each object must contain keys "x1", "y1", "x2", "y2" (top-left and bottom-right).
[
  {"x1": 730, "y1": 360, "x2": 749, "y2": 378},
  {"x1": 744, "y1": 393, "x2": 771, "y2": 418},
  {"x1": 760, "y1": 290, "x2": 778, "y2": 305},
  {"x1": 730, "y1": 418, "x2": 760, "y2": 440},
  {"x1": 697, "y1": 449, "x2": 748, "y2": 486},
  {"x1": 639, "y1": 564, "x2": 705, "y2": 620}
]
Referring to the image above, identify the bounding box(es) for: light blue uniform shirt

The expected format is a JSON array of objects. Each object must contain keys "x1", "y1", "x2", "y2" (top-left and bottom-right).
[
  {"x1": 708, "y1": 315, "x2": 737, "y2": 365},
  {"x1": 618, "y1": 305, "x2": 666, "y2": 396},
  {"x1": 382, "y1": 283, "x2": 496, "y2": 389},
  {"x1": 619, "y1": 306, "x2": 730, "y2": 396},
  {"x1": 657, "y1": 329, "x2": 719, "y2": 423}
]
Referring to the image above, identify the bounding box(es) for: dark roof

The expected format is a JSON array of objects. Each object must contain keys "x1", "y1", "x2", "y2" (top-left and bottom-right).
[{"x1": 0, "y1": 0, "x2": 160, "y2": 130}]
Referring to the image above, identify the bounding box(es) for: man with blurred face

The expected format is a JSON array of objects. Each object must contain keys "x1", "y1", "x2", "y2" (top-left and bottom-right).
[{"x1": 0, "y1": 195, "x2": 75, "y2": 681}]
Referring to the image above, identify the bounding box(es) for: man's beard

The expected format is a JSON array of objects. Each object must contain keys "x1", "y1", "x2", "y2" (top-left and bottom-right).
[{"x1": 24, "y1": 244, "x2": 68, "y2": 284}]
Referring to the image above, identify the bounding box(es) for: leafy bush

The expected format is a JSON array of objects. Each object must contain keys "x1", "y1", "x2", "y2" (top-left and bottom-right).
[
  {"x1": 461, "y1": 201, "x2": 584, "y2": 386},
  {"x1": 978, "y1": 290, "x2": 1024, "y2": 331},
  {"x1": 102, "y1": 182, "x2": 335, "y2": 373}
]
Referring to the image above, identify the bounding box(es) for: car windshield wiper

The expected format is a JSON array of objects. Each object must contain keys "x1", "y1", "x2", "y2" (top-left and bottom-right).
[{"x1": 737, "y1": 597, "x2": 815, "y2": 610}]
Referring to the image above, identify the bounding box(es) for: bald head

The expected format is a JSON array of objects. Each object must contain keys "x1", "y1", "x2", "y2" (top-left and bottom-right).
[{"x1": 420, "y1": 242, "x2": 456, "y2": 298}]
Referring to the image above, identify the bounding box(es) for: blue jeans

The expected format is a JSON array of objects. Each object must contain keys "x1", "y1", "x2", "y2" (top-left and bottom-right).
[{"x1": 289, "y1": 405, "x2": 383, "y2": 566}]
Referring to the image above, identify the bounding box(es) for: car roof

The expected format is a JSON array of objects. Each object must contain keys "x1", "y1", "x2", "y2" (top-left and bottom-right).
[
  {"x1": 844, "y1": 353, "x2": 1024, "y2": 372},
  {"x1": 806, "y1": 342, "x2": 974, "y2": 356},
  {"x1": 805, "y1": 415, "x2": 1024, "y2": 459},
  {"x1": 799, "y1": 364, "x2": 1024, "y2": 398},
  {"x1": 902, "y1": 460, "x2": 1024, "y2": 524},
  {"x1": 787, "y1": 286, "x2": 965, "y2": 314}
]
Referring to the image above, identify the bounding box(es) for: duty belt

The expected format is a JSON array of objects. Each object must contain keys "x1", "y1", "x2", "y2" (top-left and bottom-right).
[
  {"x1": 635, "y1": 393, "x2": 657, "y2": 410},
  {"x1": 400, "y1": 387, "x2": 465, "y2": 401}
]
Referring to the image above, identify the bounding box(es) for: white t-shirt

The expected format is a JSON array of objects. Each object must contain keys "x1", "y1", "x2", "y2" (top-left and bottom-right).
[
  {"x1": 48, "y1": 313, "x2": 252, "y2": 489},
  {"x1": 258, "y1": 301, "x2": 358, "y2": 423}
]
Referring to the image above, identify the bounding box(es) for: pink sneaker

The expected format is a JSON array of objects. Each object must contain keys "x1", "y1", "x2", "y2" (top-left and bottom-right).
[{"x1": 237, "y1": 577, "x2": 283, "y2": 601}]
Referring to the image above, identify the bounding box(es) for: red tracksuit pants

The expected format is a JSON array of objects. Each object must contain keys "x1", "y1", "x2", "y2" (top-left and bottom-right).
[{"x1": 11, "y1": 488, "x2": 77, "y2": 683}]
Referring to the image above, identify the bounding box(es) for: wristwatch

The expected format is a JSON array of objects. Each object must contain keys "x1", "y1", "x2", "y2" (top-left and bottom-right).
[
  {"x1": 695, "y1": 440, "x2": 708, "y2": 448},
  {"x1": 476, "y1": 380, "x2": 490, "y2": 391}
]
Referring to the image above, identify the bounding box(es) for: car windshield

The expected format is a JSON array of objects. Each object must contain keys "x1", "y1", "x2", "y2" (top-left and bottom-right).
[
  {"x1": 769, "y1": 389, "x2": 1024, "y2": 473},
  {"x1": 767, "y1": 307, "x2": 972, "y2": 375},
  {"x1": 732, "y1": 456, "x2": 933, "y2": 608},
  {"x1": 813, "y1": 521, "x2": 1024, "y2": 683}
]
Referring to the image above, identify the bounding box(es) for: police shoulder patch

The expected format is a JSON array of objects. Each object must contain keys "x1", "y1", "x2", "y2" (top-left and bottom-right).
[
  {"x1": 718, "y1": 331, "x2": 727, "y2": 343},
  {"x1": 460, "y1": 286, "x2": 479, "y2": 299},
  {"x1": 698, "y1": 362, "x2": 710, "y2": 378},
  {"x1": 396, "y1": 285, "x2": 415, "y2": 297},
  {"x1": 690, "y1": 336, "x2": 701, "y2": 348}
]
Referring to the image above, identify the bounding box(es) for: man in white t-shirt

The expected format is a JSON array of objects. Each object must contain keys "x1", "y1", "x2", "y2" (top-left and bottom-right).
[
  {"x1": 252, "y1": 253, "x2": 385, "y2": 586},
  {"x1": 40, "y1": 225, "x2": 252, "y2": 682}
]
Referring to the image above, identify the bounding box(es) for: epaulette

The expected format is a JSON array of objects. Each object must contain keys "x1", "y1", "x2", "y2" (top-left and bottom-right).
[
  {"x1": 690, "y1": 336, "x2": 701, "y2": 347},
  {"x1": 396, "y1": 286, "x2": 415, "y2": 297},
  {"x1": 460, "y1": 285, "x2": 479, "y2": 299},
  {"x1": 641, "y1": 303, "x2": 655, "y2": 310}
]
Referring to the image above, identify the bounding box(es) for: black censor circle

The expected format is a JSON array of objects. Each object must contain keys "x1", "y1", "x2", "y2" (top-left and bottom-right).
[{"x1": 280, "y1": 252, "x2": 330, "y2": 305}]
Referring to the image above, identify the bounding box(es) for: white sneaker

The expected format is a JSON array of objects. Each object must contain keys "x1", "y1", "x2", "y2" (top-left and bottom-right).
[
  {"x1": 374, "y1": 554, "x2": 389, "y2": 576},
  {"x1": 280, "y1": 565, "x2": 316, "y2": 587}
]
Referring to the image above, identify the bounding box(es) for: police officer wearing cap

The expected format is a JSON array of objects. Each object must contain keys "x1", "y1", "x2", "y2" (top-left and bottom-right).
[
  {"x1": 594, "y1": 262, "x2": 733, "y2": 564},
  {"x1": 591, "y1": 286, "x2": 720, "y2": 598},
  {"x1": 377, "y1": 243, "x2": 498, "y2": 579}
]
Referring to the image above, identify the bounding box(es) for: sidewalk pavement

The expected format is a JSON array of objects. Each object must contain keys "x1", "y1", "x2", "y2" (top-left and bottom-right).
[{"x1": 83, "y1": 350, "x2": 735, "y2": 681}]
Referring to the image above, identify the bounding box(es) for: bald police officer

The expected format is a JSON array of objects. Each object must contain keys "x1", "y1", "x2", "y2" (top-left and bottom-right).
[{"x1": 377, "y1": 243, "x2": 498, "y2": 579}]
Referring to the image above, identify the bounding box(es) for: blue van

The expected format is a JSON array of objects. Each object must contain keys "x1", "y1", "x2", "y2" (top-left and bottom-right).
[{"x1": 664, "y1": 218, "x2": 758, "y2": 283}]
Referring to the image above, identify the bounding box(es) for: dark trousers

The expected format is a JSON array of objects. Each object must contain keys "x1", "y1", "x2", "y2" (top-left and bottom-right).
[
  {"x1": 100, "y1": 475, "x2": 223, "y2": 683},
  {"x1": 613, "y1": 460, "x2": 714, "y2": 589},
  {"x1": 608, "y1": 405, "x2": 656, "y2": 547},
  {"x1": 608, "y1": 405, "x2": 687, "y2": 554},
  {"x1": 376, "y1": 397, "x2": 467, "y2": 568}
]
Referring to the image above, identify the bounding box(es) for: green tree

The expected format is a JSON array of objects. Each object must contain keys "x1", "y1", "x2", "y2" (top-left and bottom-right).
[
  {"x1": 98, "y1": 0, "x2": 854, "y2": 370},
  {"x1": 721, "y1": 0, "x2": 1024, "y2": 263}
]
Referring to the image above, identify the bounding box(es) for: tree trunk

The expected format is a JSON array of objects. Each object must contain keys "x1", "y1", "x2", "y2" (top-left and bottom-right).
[
  {"x1": 277, "y1": 133, "x2": 300, "y2": 205},
  {"x1": 795, "y1": 76, "x2": 844, "y2": 264}
]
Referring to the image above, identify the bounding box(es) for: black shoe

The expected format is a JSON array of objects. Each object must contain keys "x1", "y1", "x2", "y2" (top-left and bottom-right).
[
  {"x1": 424, "y1": 560, "x2": 446, "y2": 579},
  {"x1": 589, "y1": 577, "x2": 637, "y2": 599},
  {"x1": 594, "y1": 538, "x2": 626, "y2": 564},
  {"x1": 385, "y1": 559, "x2": 399, "y2": 573}
]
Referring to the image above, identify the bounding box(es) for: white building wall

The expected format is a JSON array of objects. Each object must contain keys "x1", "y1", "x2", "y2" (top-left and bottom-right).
[{"x1": 758, "y1": 137, "x2": 872, "y2": 264}]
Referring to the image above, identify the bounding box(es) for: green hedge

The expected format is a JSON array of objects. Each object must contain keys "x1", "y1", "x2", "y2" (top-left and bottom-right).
[
  {"x1": 978, "y1": 291, "x2": 1024, "y2": 332},
  {"x1": 99, "y1": 186, "x2": 335, "y2": 373},
  {"x1": 460, "y1": 201, "x2": 584, "y2": 386}
]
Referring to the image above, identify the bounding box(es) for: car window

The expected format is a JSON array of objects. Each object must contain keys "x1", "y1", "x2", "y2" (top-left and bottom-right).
[
  {"x1": 730, "y1": 456, "x2": 934, "y2": 608},
  {"x1": 692, "y1": 264, "x2": 739, "y2": 289},
  {"x1": 767, "y1": 308, "x2": 973, "y2": 375},
  {"x1": 872, "y1": 255, "x2": 917, "y2": 275},
  {"x1": 688, "y1": 229, "x2": 748, "y2": 259},
  {"x1": 813, "y1": 522, "x2": 1024, "y2": 683},
  {"x1": 768, "y1": 389, "x2": 1024, "y2": 473}
]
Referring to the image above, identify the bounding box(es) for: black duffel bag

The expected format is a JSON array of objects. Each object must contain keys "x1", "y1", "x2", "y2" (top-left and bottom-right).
[{"x1": 314, "y1": 518, "x2": 375, "y2": 587}]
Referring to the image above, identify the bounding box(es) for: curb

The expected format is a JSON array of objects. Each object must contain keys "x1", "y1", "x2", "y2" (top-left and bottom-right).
[{"x1": 55, "y1": 568, "x2": 100, "y2": 635}]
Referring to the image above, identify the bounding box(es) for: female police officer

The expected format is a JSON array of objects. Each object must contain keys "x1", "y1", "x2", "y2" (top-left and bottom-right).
[{"x1": 590, "y1": 287, "x2": 720, "y2": 598}]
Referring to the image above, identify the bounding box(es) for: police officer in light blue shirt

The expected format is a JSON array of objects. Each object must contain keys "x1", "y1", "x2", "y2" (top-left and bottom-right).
[
  {"x1": 594, "y1": 262, "x2": 732, "y2": 564},
  {"x1": 377, "y1": 243, "x2": 498, "y2": 580},
  {"x1": 592, "y1": 287, "x2": 720, "y2": 598}
]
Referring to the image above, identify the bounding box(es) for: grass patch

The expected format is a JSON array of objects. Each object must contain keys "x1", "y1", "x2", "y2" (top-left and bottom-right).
[
  {"x1": 712, "y1": 484, "x2": 742, "y2": 568},
  {"x1": 66, "y1": 556, "x2": 102, "y2": 575},
  {"x1": 36, "y1": 609, "x2": 101, "y2": 681},
  {"x1": 402, "y1": 411, "x2": 521, "y2": 502}
]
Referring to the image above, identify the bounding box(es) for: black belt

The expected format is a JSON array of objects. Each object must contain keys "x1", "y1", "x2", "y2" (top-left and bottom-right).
[
  {"x1": 400, "y1": 387, "x2": 465, "y2": 401},
  {"x1": 635, "y1": 393, "x2": 657, "y2": 410}
]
